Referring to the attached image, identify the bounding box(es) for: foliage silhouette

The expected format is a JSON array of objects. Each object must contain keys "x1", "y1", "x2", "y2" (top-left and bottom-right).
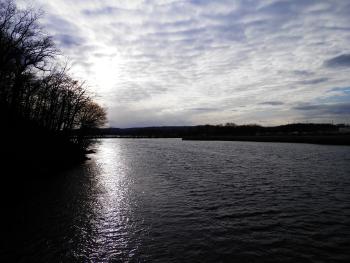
[{"x1": 0, "y1": 0, "x2": 106, "y2": 171}]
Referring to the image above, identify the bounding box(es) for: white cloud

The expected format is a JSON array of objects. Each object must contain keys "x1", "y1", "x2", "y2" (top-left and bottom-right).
[{"x1": 17, "y1": 0, "x2": 350, "y2": 127}]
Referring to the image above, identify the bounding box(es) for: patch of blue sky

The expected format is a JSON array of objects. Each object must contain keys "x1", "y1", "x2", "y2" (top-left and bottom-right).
[{"x1": 316, "y1": 87, "x2": 350, "y2": 104}]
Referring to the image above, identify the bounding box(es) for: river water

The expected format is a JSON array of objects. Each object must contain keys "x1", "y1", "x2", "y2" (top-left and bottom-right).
[{"x1": 3, "y1": 139, "x2": 350, "y2": 262}]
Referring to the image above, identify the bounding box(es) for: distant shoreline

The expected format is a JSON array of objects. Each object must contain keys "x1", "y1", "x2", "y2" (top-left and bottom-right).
[
  {"x1": 79, "y1": 123, "x2": 350, "y2": 145},
  {"x1": 82, "y1": 134, "x2": 350, "y2": 146},
  {"x1": 182, "y1": 135, "x2": 350, "y2": 145}
]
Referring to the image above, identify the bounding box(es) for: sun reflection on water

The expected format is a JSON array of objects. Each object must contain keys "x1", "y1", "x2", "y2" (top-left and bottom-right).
[{"x1": 85, "y1": 140, "x2": 138, "y2": 261}]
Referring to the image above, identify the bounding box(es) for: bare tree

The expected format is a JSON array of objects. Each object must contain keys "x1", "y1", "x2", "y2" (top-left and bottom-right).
[
  {"x1": 78, "y1": 101, "x2": 107, "y2": 129},
  {"x1": 0, "y1": 0, "x2": 56, "y2": 113},
  {"x1": 1, "y1": 1, "x2": 107, "y2": 152}
]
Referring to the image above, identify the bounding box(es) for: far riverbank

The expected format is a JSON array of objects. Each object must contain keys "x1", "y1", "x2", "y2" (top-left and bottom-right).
[{"x1": 182, "y1": 135, "x2": 350, "y2": 145}]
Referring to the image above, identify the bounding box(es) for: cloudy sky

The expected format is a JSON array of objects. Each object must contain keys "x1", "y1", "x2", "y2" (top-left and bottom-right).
[{"x1": 18, "y1": 0, "x2": 350, "y2": 127}]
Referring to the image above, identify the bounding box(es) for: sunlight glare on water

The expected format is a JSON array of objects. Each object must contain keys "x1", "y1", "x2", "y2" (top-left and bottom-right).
[{"x1": 86, "y1": 140, "x2": 142, "y2": 261}]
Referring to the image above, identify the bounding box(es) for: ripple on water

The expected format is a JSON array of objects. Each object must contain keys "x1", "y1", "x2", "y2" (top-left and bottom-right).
[{"x1": 3, "y1": 139, "x2": 350, "y2": 262}]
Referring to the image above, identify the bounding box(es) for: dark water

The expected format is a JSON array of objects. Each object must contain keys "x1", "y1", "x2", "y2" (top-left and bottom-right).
[{"x1": 2, "y1": 139, "x2": 350, "y2": 262}]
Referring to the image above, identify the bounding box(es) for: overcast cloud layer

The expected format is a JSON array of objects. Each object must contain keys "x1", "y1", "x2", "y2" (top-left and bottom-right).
[{"x1": 19, "y1": 0, "x2": 350, "y2": 127}]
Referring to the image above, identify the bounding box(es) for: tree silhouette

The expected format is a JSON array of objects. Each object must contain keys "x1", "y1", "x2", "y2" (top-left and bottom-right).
[{"x1": 0, "y1": 0, "x2": 106, "y2": 158}]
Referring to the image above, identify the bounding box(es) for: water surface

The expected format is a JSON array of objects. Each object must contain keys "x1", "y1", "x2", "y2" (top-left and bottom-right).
[{"x1": 3, "y1": 139, "x2": 350, "y2": 262}]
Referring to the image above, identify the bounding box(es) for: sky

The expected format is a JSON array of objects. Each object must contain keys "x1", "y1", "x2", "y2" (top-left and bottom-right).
[{"x1": 18, "y1": 0, "x2": 350, "y2": 127}]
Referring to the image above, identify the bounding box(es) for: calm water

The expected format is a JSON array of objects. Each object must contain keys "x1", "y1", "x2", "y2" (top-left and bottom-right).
[{"x1": 3, "y1": 139, "x2": 350, "y2": 262}]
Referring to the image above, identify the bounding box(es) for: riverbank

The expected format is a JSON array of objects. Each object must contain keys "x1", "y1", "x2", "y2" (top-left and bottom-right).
[
  {"x1": 182, "y1": 135, "x2": 350, "y2": 145},
  {"x1": 1, "y1": 127, "x2": 89, "y2": 181}
]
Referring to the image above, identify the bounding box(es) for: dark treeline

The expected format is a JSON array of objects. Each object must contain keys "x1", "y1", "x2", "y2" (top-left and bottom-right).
[
  {"x1": 0, "y1": 0, "x2": 106, "y2": 170},
  {"x1": 86, "y1": 123, "x2": 349, "y2": 138}
]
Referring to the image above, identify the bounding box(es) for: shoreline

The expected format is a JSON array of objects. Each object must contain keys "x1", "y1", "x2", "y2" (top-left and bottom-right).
[{"x1": 182, "y1": 135, "x2": 350, "y2": 146}]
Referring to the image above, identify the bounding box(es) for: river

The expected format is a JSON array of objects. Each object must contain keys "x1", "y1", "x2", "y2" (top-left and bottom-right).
[{"x1": 3, "y1": 139, "x2": 350, "y2": 262}]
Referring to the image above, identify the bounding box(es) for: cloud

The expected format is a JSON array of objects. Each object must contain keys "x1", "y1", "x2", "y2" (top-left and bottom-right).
[
  {"x1": 54, "y1": 34, "x2": 85, "y2": 48},
  {"x1": 189, "y1": 107, "x2": 221, "y2": 112},
  {"x1": 82, "y1": 6, "x2": 116, "y2": 16},
  {"x1": 324, "y1": 54, "x2": 350, "y2": 68},
  {"x1": 298, "y1": 78, "x2": 329, "y2": 85},
  {"x1": 292, "y1": 70, "x2": 314, "y2": 76},
  {"x1": 259, "y1": 101, "x2": 284, "y2": 106},
  {"x1": 17, "y1": 0, "x2": 350, "y2": 126},
  {"x1": 294, "y1": 103, "x2": 350, "y2": 115},
  {"x1": 329, "y1": 87, "x2": 350, "y2": 94}
]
